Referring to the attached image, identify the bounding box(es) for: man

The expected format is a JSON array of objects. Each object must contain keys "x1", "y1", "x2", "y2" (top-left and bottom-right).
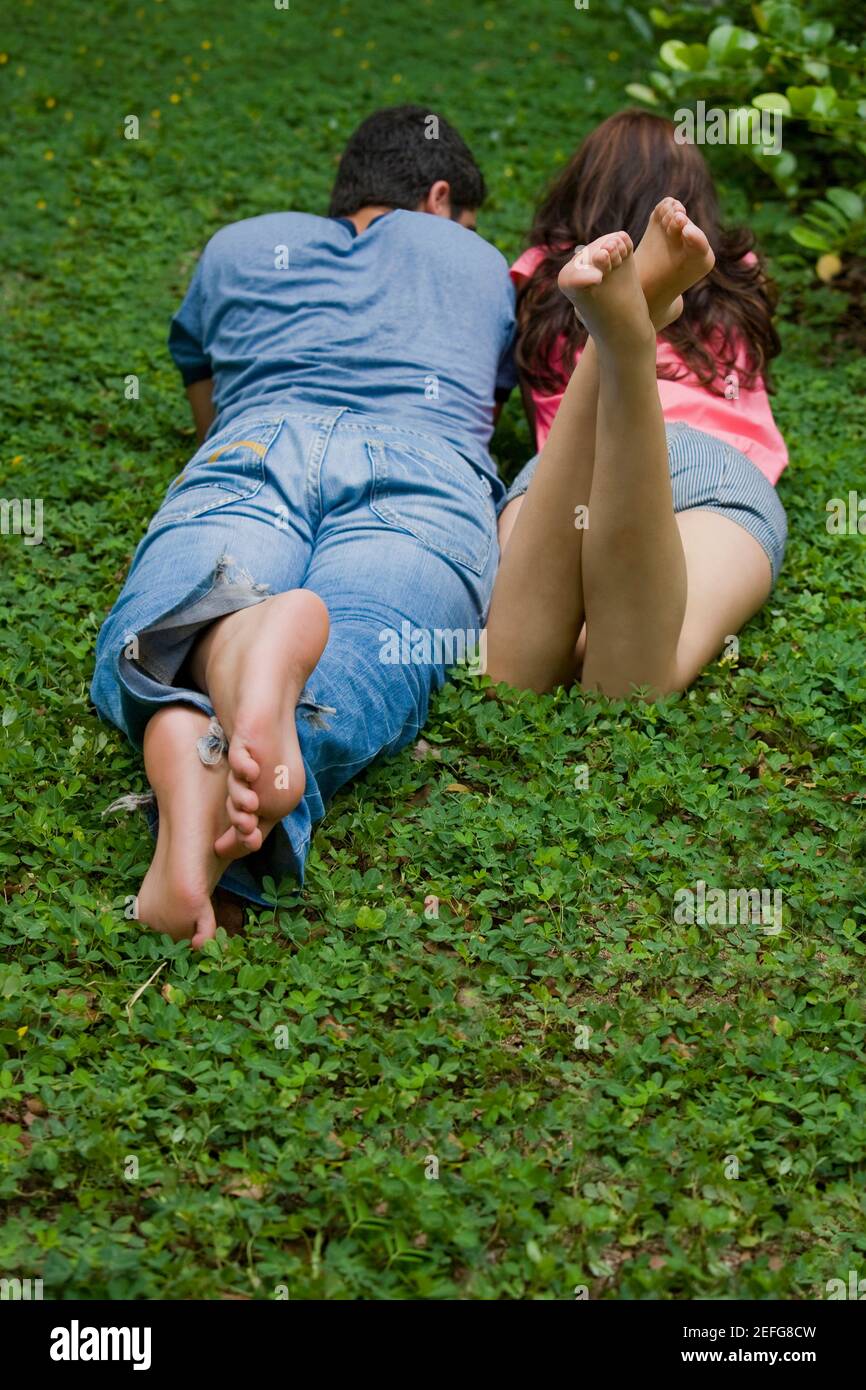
[{"x1": 92, "y1": 105, "x2": 516, "y2": 945}]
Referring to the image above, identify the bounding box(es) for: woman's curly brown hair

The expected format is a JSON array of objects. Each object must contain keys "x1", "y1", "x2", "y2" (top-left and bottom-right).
[{"x1": 516, "y1": 109, "x2": 781, "y2": 399}]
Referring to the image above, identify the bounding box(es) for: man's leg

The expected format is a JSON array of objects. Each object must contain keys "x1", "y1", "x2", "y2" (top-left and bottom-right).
[
  {"x1": 92, "y1": 415, "x2": 321, "y2": 940},
  {"x1": 96, "y1": 412, "x2": 497, "y2": 915},
  {"x1": 267, "y1": 420, "x2": 499, "y2": 879},
  {"x1": 138, "y1": 706, "x2": 250, "y2": 948},
  {"x1": 187, "y1": 587, "x2": 329, "y2": 856}
]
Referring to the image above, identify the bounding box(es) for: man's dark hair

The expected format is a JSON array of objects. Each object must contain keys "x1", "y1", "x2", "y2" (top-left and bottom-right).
[{"x1": 328, "y1": 104, "x2": 486, "y2": 219}]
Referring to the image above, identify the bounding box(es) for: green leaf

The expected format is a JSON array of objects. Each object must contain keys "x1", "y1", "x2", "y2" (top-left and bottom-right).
[
  {"x1": 660, "y1": 40, "x2": 700, "y2": 73},
  {"x1": 826, "y1": 188, "x2": 864, "y2": 220},
  {"x1": 803, "y1": 20, "x2": 834, "y2": 47},
  {"x1": 756, "y1": 1, "x2": 802, "y2": 43},
  {"x1": 802, "y1": 60, "x2": 830, "y2": 82},
  {"x1": 786, "y1": 85, "x2": 838, "y2": 118},
  {"x1": 753, "y1": 92, "x2": 792, "y2": 117},
  {"x1": 649, "y1": 6, "x2": 676, "y2": 29},
  {"x1": 789, "y1": 225, "x2": 833, "y2": 251},
  {"x1": 707, "y1": 25, "x2": 761, "y2": 67},
  {"x1": 625, "y1": 83, "x2": 659, "y2": 106},
  {"x1": 625, "y1": 6, "x2": 653, "y2": 43},
  {"x1": 648, "y1": 70, "x2": 675, "y2": 99},
  {"x1": 237, "y1": 963, "x2": 271, "y2": 990},
  {"x1": 0, "y1": 967, "x2": 24, "y2": 998},
  {"x1": 354, "y1": 905, "x2": 387, "y2": 931}
]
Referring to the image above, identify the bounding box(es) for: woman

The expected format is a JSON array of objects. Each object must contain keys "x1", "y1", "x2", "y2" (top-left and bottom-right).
[{"x1": 485, "y1": 110, "x2": 788, "y2": 697}]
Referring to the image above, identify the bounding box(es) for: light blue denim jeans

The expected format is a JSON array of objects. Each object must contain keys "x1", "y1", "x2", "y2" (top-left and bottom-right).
[{"x1": 91, "y1": 406, "x2": 500, "y2": 903}]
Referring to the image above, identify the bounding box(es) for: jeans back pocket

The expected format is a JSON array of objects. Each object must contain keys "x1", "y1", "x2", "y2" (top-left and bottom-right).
[
  {"x1": 367, "y1": 436, "x2": 495, "y2": 577},
  {"x1": 149, "y1": 418, "x2": 283, "y2": 530}
]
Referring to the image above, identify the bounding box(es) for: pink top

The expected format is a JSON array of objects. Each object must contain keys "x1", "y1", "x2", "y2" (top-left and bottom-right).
[{"x1": 511, "y1": 246, "x2": 788, "y2": 484}]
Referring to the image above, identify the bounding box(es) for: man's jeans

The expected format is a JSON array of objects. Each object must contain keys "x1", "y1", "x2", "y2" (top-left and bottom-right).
[{"x1": 91, "y1": 407, "x2": 499, "y2": 904}]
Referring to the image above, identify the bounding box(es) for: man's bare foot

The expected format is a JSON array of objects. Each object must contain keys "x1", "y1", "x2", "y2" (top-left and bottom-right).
[
  {"x1": 558, "y1": 231, "x2": 656, "y2": 354},
  {"x1": 190, "y1": 589, "x2": 329, "y2": 856},
  {"x1": 137, "y1": 705, "x2": 252, "y2": 949},
  {"x1": 634, "y1": 196, "x2": 715, "y2": 330}
]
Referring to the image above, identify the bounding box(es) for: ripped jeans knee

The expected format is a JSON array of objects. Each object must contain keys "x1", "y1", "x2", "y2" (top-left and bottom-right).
[{"x1": 121, "y1": 553, "x2": 271, "y2": 689}]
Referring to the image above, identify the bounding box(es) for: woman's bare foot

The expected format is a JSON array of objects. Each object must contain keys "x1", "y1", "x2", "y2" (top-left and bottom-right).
[
  {"x1": 137, "y1": 705, "x2": 252, "y2": 949},
  {"x1": 189, "y1": 589, "x2": 329, "y2": 856},
  {"x1": 634, "y1": 196, "x2": 715, "y2": 329},
  {"x1": 558, "y1": 231, "x2": 655, "y2": 354}
]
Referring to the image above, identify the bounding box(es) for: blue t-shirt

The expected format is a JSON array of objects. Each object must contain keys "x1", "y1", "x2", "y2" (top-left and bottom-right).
[{"x1": 168, "y1": 209, "x2": 517, "y2": 487}]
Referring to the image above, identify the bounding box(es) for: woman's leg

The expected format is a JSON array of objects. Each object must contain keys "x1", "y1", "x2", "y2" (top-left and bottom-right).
[
  {"x1": 566, "y1": 242, "x2": 688, "y2": 694},
  {"x1": 488, "y1": 232, "x2": 682, "y2": 695},
  {"x1": 496, "y1": 506, "x2": 772, "y2": 691},
  {"x1": 488, "y1": 199, "x2": 723, "y2": 695},
  {"x1": 669, "y1": 509, "x2": 773, "y2": 687},
  {"x1": 485, "y1": 309, "x2": 606, "y2": 692},
  {"x1": 487, "y1": 200, "x2": 711, "y2": 692}
]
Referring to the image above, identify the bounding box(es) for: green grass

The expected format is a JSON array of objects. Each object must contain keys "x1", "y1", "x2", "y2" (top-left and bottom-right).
[{"x1": 1, "y1": 0, "x2": 865, "y2": 1300}]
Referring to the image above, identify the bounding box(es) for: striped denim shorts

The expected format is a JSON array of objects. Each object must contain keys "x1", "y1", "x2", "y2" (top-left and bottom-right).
[{"x1": 504, "y1": 421, "x2": 788, "y2": 584}]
